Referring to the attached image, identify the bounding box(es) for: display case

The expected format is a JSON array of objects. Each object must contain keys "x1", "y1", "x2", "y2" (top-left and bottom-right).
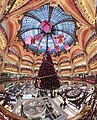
[{"x1": 13, "y1": 97, "x2": 68, "y2": 120}]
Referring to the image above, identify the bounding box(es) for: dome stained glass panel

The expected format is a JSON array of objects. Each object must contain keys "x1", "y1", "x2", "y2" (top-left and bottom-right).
[{"x1": 20, "y1": 4, "x2": 76, "y2": 54}]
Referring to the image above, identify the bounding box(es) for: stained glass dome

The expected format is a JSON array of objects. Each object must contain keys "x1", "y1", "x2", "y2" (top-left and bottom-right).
[{"x1": 20, "y1": 4, "x2": 76, "y2": 54}]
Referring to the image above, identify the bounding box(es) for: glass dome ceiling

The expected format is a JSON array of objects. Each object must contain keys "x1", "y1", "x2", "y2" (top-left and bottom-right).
[{"x1": 20, "y1": 4, "x2": 76, "y2": 54}]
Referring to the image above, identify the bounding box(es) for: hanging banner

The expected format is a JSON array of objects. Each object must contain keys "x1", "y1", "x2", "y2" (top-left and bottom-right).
[
  {"x1": 64, "y1": 44, "x2": 71, "y2": 51},
  {"x1": 53, "y1": 34, "x2": 66, "y2": 44},
  {"x1": 35, "y1": 45, "x2": 42, "y2": 50},
  {"x1": 25, "y1": 34, "x2": 43, "y2": 45},
  {"x1": 25, "y1": 36, "x2": 32, "y2": 44},
  {"x1": 40, "y1": 20, "x2": 52, "y2": 33},
  {"x1": 54, "y1": 45, "x2": 60, "y2": 52},
  {"x1": 35, "y1": 34, "x2": 43, "y2": 42}
]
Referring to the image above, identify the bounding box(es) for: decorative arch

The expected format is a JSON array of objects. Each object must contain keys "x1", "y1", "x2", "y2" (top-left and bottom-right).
[
  {"x1": 70, "y1": 46, "x2": 82, "y2": 59},
  {"x1": 78, "y1": 27, "x2": 92, "y2": 49},
  {"x1": 10, "y1": 42, "x2": 24, "y2": 57},
  {"x1": 5, "y1": 19, "x2": 19, "y2": 45},
  {"x1": 23, "y1": 53, "x2": 34, "y2": 62}
]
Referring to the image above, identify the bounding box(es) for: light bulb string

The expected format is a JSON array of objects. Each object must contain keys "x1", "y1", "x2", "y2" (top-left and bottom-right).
[
  {"x1": 44, "y1": 59, "x2": 54, "y2": 67},
  {"x1": 37, "y1": 73, "x2": 57, "y2": 79}
]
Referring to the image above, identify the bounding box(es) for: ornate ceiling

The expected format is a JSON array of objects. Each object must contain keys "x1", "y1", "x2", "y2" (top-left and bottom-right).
[
  {"x1": 0, "y1": 0, "x2": 97, "y2": 76},
  {"x1": 20, "y1": 4, "x2": 76, "y2": 54}
]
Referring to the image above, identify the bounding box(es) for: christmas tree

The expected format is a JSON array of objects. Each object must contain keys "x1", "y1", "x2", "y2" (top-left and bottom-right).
[{"x1": 37, "y1": 48, "x2": 60, "y2": 90}]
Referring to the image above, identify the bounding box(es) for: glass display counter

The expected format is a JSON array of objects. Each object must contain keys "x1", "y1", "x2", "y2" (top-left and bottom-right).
[
  {"x1": 23, "y1": 99, "x2": 46, "y2": 119},
  {"x1": 13, "y1": 97, "x2": 68, "y2": 120},
  {"x1": 66, "y1": 89, "x2": 81, "y2": 98}
]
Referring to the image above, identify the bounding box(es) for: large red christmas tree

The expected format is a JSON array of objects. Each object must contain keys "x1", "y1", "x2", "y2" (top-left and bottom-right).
[{"x1": 37, "y1": 48, "x2": 60, "y2": 90}]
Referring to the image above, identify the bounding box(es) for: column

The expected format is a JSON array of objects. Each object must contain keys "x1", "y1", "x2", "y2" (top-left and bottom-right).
[
  {"x1": 83, "y1": 49, "x2": 90, "y2": 74},
  {"x1": 0, "y1": 47, "x2": 8, "y2": 75},
  {"x1": 18, "y1": 57, "x2": 22, "y2": 74}
]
